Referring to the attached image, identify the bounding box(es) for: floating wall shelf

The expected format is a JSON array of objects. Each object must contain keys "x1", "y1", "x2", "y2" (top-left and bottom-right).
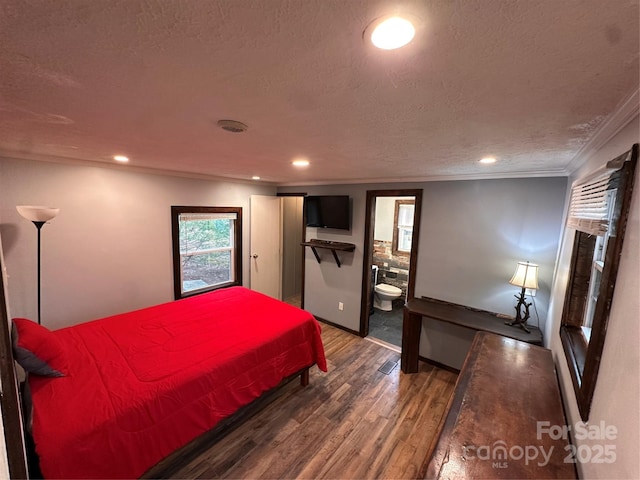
[{"x1": 301, "y1": 239, "x2": 356, "y2": 267}]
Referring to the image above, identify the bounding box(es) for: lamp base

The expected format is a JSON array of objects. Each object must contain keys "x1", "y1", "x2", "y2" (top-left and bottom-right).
[
  {"x1": 505, "y1": 317, "x2": 531, "y2": 334},
  {"x1": 505, "y1": 288, "x2": 531, "y2": 333}
]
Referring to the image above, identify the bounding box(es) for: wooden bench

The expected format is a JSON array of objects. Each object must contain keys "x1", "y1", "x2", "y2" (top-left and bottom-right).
[
  {"x1": 423, "y1": 332, "x2": 577, "y2": 479},
  {"x1": 401, "y1": 297, "x2": 543, "y2": 373}
]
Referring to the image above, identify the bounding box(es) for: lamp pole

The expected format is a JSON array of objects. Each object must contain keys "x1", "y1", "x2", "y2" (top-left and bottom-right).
[{"x1": 33, "y1": 221, "x2": 46, "y2": 325}]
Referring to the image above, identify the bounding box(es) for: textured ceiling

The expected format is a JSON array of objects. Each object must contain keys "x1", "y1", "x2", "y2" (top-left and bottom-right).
[{"x1": 0, "y1": 0, "x2": 638, "y2": 185}]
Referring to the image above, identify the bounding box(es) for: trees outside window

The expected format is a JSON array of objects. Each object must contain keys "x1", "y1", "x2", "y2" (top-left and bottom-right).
[{"x1": 171, "y1": 206, "x2": 242, "y2": 299}]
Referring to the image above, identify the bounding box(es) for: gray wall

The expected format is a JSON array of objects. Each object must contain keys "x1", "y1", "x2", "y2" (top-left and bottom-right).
[
  {"x1": 280, "y1": 176, "x2": 567, "y2": 368},
  {"x1": 0, "y1": 156, "x2": 567, "y2": 369},
  {"x1": 0, "y1": 158, "x2": 276, "y2": 329}
]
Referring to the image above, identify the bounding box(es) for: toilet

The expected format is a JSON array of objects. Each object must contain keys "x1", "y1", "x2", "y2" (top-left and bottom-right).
[{"x1": 374, "y1": 283, "x2": 403, "y2": 311}]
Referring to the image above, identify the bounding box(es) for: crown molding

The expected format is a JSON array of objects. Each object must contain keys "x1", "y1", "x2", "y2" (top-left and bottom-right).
[
  {"x1": 275, "y1": 168, "x2": 568, "y2": 187},
  {"x1": 0, "y1": 151, "x2": 277, "y2": 187},
  {"x1": 564, "y1": 89, "x2": 640, "y2": 175},
  {"x1": 1, "y1": 150, "x2": 568, "y2": 188}
]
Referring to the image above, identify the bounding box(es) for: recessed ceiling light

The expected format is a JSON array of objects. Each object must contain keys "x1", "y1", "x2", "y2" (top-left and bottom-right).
[
  {"x1": 366, "y1": 16, "x2": 416, "y2": 50},
  {"x1": 113, "y1": 155, "x2": 129, "y2": 163},
  {"x1": 252, "y1": 176, "x2": 261, "y2": 180},
  {"x1": 292, "y1": 159, "x2": 310, "y2": 167},
  {"x1": 480, "y1": 156, "x2": 497, "y2": 164}
]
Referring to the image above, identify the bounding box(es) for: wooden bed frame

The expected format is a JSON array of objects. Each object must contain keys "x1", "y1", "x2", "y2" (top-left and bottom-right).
[
  {"x1": 142, "y1": 366, "x2": 310, "y2": 478},
  {"x1": 0, "y1": 242, "x2": 29, "y2": 478}
]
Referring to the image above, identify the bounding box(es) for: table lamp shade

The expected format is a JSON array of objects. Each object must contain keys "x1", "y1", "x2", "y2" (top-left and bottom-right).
[{"x1": 509, "y1": 261, "x2": 539, "y2": 289}]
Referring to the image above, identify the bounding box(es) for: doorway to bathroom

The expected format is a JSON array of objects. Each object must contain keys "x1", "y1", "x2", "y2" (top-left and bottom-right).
[{"x1": 359, "y1": 189, "x2": 423, "y2": 349}]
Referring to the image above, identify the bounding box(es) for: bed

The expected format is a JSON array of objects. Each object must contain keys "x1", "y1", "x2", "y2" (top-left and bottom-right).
[{"x1": 12, "y1": 286, "x2": 327, "y2": 479}]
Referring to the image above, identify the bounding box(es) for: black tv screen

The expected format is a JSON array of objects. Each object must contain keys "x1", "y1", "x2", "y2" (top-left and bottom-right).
[{"x1": 304, "y1": 195, "x2": 350, "y2": 230}]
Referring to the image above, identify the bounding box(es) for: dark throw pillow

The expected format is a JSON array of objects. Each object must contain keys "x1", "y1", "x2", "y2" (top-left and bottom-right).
[{"x1": 12, "y1": 318, "x2": 68, "y2": 377}]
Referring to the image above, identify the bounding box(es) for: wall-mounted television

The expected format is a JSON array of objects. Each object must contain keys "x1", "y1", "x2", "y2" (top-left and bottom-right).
[{"x1": 304, "y1": 195, "x2": 350, "y2": 230}]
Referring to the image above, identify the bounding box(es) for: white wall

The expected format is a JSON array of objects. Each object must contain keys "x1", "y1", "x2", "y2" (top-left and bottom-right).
[
  {"x1": 374, "y1": 196, "x2": 410, "y2": 241},
  {"x1": 546, "y1": 115, "x2": 639, "y2": 479},
  {"x1": 0, "y1": 158, "x2": 276, "y2": 329},
  {"x1": 280, "y1": 176, "x2": 567, "y2": 358}
]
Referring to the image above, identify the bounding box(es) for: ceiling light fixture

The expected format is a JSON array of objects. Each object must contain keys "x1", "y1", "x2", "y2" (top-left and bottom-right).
[
  {"x1": 113, "y1": 155, "x2": 129, "y2": 163},
  {"x1": 252, "y1": 176, "x2": 261, "y2": 180},
  {"x1": 292, "y1": 159, "x2": 310, "y2": 167},
  {"x1": 217, "y1": 119, "x2": 248, "y2": 133},
  {"x1": 480, "y1": 156, "x2": 497, "y2": 164},
  {"x1": 366, "y1": 15, "x2": 416, "y2": 50}
]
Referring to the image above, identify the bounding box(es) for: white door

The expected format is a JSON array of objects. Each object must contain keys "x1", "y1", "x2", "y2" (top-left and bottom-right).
[{"x1": 250, "y1": 195, "x2": 282, "y2": 299}]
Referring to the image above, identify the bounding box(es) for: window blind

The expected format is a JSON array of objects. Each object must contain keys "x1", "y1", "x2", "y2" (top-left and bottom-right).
[
  {"x1": 567, "y1": 148, "x2": 632, "y2": 236},
  {"x1": 179, "y1": 212, "x2": 237, "y2": 222},
  {"x1": 397, "y1": 204, "x2": 414, "y2": 227},
  {"x1": 567, "y1": 172, "x2": 618, "y2": 236}
]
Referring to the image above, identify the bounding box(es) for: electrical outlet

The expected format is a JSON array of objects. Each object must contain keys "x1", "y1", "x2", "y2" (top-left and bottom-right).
[
  {"x1": 383, "y1": 262, "x2": 389, "y2": 267},
  {"x1": 338, "y1": 302, "x2": 344, "y2": 311}
]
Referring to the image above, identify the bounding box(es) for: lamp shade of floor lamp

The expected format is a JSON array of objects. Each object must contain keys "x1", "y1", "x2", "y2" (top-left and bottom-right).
[{"x1": 16, "y1": 206, "x2": 60, "y2": 325}]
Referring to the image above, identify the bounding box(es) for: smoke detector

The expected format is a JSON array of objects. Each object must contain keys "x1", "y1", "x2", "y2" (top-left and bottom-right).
[{"x1": 217, "y1": 119, "x2": 248, "y2": 133}]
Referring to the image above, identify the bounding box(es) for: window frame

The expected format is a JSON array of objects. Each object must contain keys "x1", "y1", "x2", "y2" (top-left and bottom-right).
[
  {"x1": 171, "y1": 206, "x2": 243, "y2": 300},
  {"x1": 392, "y1": 199, "x2": 415, "y2": 256},
  {"x1": 559, "y1": 144, "x2": 637, "y2": 421}
]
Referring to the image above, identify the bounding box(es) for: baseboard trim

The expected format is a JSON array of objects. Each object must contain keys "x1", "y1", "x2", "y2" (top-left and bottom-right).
[
  {"x1": 314, "y1": 316, "x2": 360, "y2": 336},
  {"x1": 418, "y1": 355, "x2": 461, "y2": 375}
]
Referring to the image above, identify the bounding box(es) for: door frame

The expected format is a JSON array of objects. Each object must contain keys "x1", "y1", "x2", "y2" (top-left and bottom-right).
[
  {"x1": 276, "y1": 193, "x2": 307, "y2": 308},
  {"x1": 359, "y1": 189, "x2": 423, "y2": 337}
]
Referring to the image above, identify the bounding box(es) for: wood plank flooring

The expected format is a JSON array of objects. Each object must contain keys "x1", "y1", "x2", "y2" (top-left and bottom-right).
[{"x1": 171, "y1": 323, "x2": 458, "y2": 479}]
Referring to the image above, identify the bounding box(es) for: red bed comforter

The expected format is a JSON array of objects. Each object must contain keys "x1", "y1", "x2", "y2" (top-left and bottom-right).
[{"x1": 29, "y1": 286, "x2": 327, "y2": 479}]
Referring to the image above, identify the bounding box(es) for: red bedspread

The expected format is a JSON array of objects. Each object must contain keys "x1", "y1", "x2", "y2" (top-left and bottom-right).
[{"x1": 29, "y1": 287, "x2": 327, "y2": 479}]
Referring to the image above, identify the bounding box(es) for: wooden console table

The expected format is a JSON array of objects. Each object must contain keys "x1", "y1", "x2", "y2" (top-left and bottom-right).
[
  {"x1": 401, "y1": 297, "x2": 542, "y2": 373},
  {"x1": 423, "y1": 332, "x2": 576, "y2": 479}
]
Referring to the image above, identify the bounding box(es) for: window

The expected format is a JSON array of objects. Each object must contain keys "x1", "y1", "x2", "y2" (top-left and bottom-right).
[
  {"x1": 392, "y1": 200, "x2": 415, "y2": 255},
  {"x1": 171, "y1": 206, "x2": 242, "y2": 299},
  {"x1": 560, "y1": 144, "x2": 637, "y2": 421},
  {"x1": 581, "y1": 189, "x2": 616, "y2": 341}
]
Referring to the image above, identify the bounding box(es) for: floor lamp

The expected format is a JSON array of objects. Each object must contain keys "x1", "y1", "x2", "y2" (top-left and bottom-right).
[{"x1": 16, "y1": 206, "x2": 60, "y2": 325}]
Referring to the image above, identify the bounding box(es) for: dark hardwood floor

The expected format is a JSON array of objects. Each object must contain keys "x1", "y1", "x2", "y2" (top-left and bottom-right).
[{"x1": 171, "y1": 323, "x2": 457, "y2": 479}]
